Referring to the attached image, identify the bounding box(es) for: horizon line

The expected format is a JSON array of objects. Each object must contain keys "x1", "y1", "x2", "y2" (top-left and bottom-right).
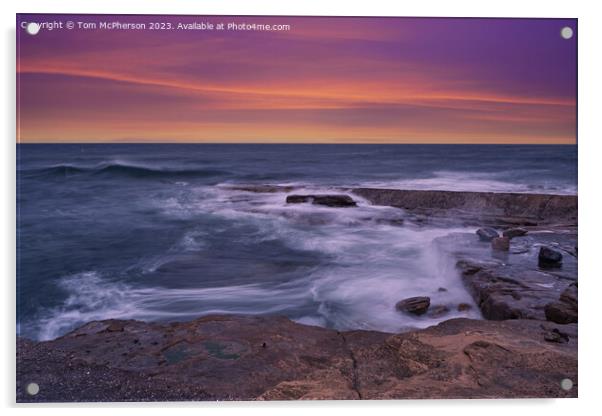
[{"x1": 16, "y1": 141, "x2": 577, "y2": 145}]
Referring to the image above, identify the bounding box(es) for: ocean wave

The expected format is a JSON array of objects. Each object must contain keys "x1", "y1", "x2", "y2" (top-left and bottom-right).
[
  {"x1": 19, "y1": 161, "x2": 231, "y2": 180},
  {"x1": 29, "y1": 271, "x2": 312, "y2": 341}
]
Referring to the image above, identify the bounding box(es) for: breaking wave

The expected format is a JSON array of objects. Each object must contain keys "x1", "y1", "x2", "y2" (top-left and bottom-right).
[{"x1": 20, "y1": 161, "x2": 231, "y2": 180}]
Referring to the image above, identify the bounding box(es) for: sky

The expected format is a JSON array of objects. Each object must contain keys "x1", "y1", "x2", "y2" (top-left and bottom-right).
[{"x1": 17, "y1": 15, "x2": 577, "y2": 144}]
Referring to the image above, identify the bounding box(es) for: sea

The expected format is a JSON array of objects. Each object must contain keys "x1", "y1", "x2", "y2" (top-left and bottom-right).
[{"x1": 16, "y1": 144, "x2": 577, "y2": 340}]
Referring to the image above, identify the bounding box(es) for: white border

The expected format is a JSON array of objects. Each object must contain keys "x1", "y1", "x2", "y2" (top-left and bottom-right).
[{"x1": 3, "y1": 0, "x2": 601, "y2": 414}]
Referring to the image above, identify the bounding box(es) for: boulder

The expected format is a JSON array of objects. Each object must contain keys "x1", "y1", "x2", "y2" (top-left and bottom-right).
[
  {"x1": 545, "y1": 301, "x2": 577, "y2": 324},
  {"x1": 560, "y1": 283, "x2": 578, "y2": 308},
  {"x1": 538, "y1": 246, "x2": 563, "y2": 268},
  {"x1": 503, "y1": 227, "x2": 528, "y2": 239},
  {"x1": 476, "y1": 227, "x2": 499, "y2": 241},
  {"x1": 286, "y1": 194, "x2": 357, "y2": 207},
  {"x1": 544, "y1": 283, "x2": 577, "y2": 324},
  {"x1": 286, "y1": 195, "x2": 312, "y2": 204},
  {"x1": 491, "y1": 236, "x2": 510, "y2": 251},
  {"x1": 395, "y1": 296, "x2": 431, "y2": 315}
]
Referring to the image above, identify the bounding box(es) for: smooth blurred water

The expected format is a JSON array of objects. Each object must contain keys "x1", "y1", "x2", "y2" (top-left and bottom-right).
[{"x1": 16, "y1": 144, "x2": 577, "y2": 340}]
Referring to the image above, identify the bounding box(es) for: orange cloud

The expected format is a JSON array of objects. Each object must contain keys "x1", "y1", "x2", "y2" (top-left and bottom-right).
[{"x1": 17, "y1": 16, "x2": 576, "y2": 143}]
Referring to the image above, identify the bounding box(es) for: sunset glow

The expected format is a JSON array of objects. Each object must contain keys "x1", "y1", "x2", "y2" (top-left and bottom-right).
[{"x1": 17, "y1": 15, "x2": 577, "y2": 143}]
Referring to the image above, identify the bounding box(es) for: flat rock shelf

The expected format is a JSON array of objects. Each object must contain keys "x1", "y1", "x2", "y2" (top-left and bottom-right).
[{"x1": 17, "y1": 315, "x2": 577, "y2": 401}]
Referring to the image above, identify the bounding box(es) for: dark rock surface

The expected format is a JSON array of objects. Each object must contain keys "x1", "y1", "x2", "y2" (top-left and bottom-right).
[
  {"x1": 503, "y1": 227, "x2": 528, "y2": 239},
  {"x1": 351, "y1": 188, "x2": 577, "y2": 225},
  {"x1": 539, "y1": 246, "x2": 563, "y2": 268},
  {"x1": 545, "y1": 302, "x2": 578, "y2": 324},
  {"x1": 545, "y1": 283, "x2": 578, "y2": 324},
  {"x1": 435, "y1": 231, "x2": 577, "y2": 321},
  {"x1": 17, "y1": 315, "x2": 577, "y2": 401},
  {"x1": 286, "y1": 194, "x2": 357, "y2": 207},
  {"x1": 560, "y1": 282, "x2": 578, "y2": 307},
  {"x1": 225, "y1": 186, "x2": 577, "y2": 228},
  {"x1": 395, "y1": 297, "x2": 431, "y2": 315},
  {"x1": 477, "y1": 227, "x2": 499, "y2": 241}
]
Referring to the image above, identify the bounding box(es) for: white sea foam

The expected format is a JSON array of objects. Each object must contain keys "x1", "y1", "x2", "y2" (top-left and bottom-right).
[
  {"x1": 34, "y1": 270, "x2": 313, "y2": 340},
  {"x1": 35, "y1": 184, "x2": 483, "y2": 340},
  {"x1": 359, "y1": 170, "x2": 577, "y2": 195}
]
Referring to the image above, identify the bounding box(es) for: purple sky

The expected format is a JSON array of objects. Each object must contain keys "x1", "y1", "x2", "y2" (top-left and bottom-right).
[{"x1": 17, "y1": 15, "x2": 577, "y2": 143}]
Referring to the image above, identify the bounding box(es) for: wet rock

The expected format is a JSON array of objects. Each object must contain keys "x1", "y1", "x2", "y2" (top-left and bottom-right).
[
  {"x1": 503, "y1": 227, "x2": 528, "y2": 239},
  {"x1": 457, "y1": 303, "x2": 472, "y2": 312},
  {"x1": 223, "y1": 187, "x2": 576, "y2": 226},
  {"x1": 351, "y1": 188, "x2": 577, "y2": 225},
  {"x1": 491, "y1": 236, "x2": 510, "y2": 251},
  {"x1": 286, "y1": 195, "x2": 312, "y2": 204},
  {"x1": 17, "y1": 316, "x2": 577, "y2": 401},
  {"x1": 560, "y1": 283, "x2": 578, "y2": 308},
  {"x1": 286, "y1": 194, "x2": 357, "y2": 208},
  {"x1": 544, "y1": 302, "x2": 577, "y2": 324},
  {"x1": 395, "y1": 296, "x2": 431, "y2": 315},
  {"x1": 477, "y1": 227, "x2": 499, "y2": 241},
  {"x1": 457, "y1": 259, "x2": 563, "y2": 320},
  {"x1": 545, "y1": 284, "x2": 577, "y2": 324},
  {"x1": 538, "y1": 246, "x2": 563, "y2": 268},
  {"x1": 436, "y1": 231, "x2": 577, "y2": 322}
]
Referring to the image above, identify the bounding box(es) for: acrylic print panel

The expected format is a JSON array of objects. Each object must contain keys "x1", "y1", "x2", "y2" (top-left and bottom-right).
[{"x1": 16, "y1": 14, "x2": 577, "y2": 402}]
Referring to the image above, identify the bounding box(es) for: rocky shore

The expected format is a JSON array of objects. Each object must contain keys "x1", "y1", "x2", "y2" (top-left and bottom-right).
[
  {"x1": 17, "y1": 315, "x2": 576, "y2": 402},
  {"x1": 17, "y1": 187, "x2": 578, "y2": 402}
]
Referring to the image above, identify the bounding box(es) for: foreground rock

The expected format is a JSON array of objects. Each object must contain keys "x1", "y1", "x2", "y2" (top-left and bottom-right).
[
  {"x1": 477, "y1": 227, "x2": 499, "y2": 241},
  {"x1": 545, "y1": 283, "x2": 578, "y2": 324},
  {"x1": 17, "y1": 315, "x2": 577, "y2": 401},
  {"x1": 286, "y1": 194, "x2": 357, "y2": 207},
  {"x1": 395, "y1": 296, "x2": 431, "y2": 315},
  {"x1": 539, "y1": 246, "x2": 563, "y2": 268}
]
